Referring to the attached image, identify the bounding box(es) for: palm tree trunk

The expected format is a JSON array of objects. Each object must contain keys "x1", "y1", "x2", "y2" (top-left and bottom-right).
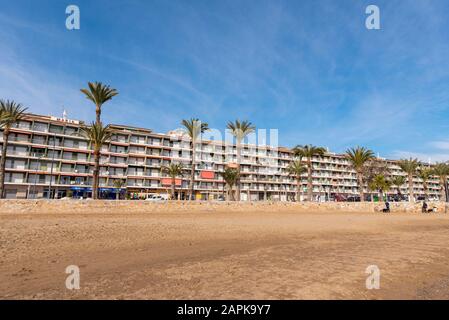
[
  {"x1": 423, "y1": 182, "x2": 428, "y2": 201},
  {"x1": 92, "y1": 149, "x2": 100, "y2": 200},
  {"x1": 96, "y1": 105, "x2": 101, "y2": 125},
  {"x1": 296, "y1": 178, "x2": 301, "y2": 202},
  {"x1": 358, "y1": 172, "x2": 364, "y2": 202},
  {"x1": 408, "y1": 173, "x2": 414, "y2": 202},
  {"x1": 190, "y1": 140, "x2": 195, "y2": 200},
  {"x1": 171, "y1": 177, "x2": 175, "y2": 200},
  {"x1": 94, "y1": 105, "x2": 101, "y2": 200},
  {"x1": 444, "y1": 180, "x2": 449, "y2": 202},
  {"x1": 307, "y1": 159, "x2": 313, "y2": 202},
  {"x1": 236, "y1": 141, "x2": 241, "y2": 201},
  {"x1": 441, "y1": 178, "x2": 448, "y2": 202},
  {"x1": 0, "y1": 128, "x2": 10, "y2": 199},
  {"x1": 116, "y1": 191, "x2": 119, "y2": 200}
]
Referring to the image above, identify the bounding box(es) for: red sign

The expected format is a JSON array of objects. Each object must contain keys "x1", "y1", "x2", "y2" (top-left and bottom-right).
[
  {"x1": 200, "y1": 171, "x2": 215, "y2": 179},
  {"x1": 161, "y1": 178, "x2": 182, "y2": 186}
]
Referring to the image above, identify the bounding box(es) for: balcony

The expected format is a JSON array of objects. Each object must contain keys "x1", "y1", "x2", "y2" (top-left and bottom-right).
[
  {"x1": 13, "y1": 123, "x2": 32, "y2": 130},
  {"x1": 8, "y1": 136, "x2": 30, "y2": 143},
  {"x1": 32, "y1": 125, "x2": 49, "y2": 133}
]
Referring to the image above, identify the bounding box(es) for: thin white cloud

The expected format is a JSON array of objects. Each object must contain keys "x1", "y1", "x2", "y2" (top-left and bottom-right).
[
  {"x1": 430, "y1": 141, "x2": 449, "y2": 151},
  {"x1": 391, "y1": 150, "x2": 449, "y2": 164}
]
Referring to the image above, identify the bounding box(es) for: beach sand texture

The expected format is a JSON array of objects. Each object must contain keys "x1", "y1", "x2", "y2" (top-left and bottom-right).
[{"x1": 2, "y1": 206, "x2": 449, "y2": 299}]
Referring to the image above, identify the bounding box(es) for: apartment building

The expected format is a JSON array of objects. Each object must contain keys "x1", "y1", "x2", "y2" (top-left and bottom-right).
[{"x1": 0, "y1": 113, "x2": 444, "y2": 200}]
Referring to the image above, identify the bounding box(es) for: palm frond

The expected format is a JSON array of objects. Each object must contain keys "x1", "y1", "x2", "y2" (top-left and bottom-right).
[
  {"x1": 226, "y1": 120, "x2": 255, "y2": 142},
  {"x1": 80, "y1": 82, "x2": 118, "y2": 106},
  {"x1": 181, "y1": 118, "x2": 209, "y2": 141},
  {"x1": 390, "y1": 175, "x2": 406, "y2": 187},
  {"x1": 80, "y1": 122, "x2": 112, "y2": 150},
  {"x1": 398, "y1": 158, "x2": 420, "y2": 175},
  {"x1": 220, "y1": 168, "x2": 240, "y2": 187},
  {"x1": 286, "y1": 160, "x2": 307, "y2": 177},
  {"x1": 0, "y1": 100, "x2": 28, "y2": 129},
  {"x1": 161, "y1": 163, "x2": 184, "y2": 178},
  {"x1": 293, "y1": 144, "x2": 326, "y2": 159},
  {"x1": 368, "y1": 174, "x2": 391, "y2": 192},
  {"x1": 345, "y1": 146, "x2": 375, "y2": 171}
]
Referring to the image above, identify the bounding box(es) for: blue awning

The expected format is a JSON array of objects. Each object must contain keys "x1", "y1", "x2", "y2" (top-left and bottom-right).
[
  {"x1": 69, "y1": 187, "x2": 125, "y2": 192},
  {"x1": 70, "y1": 187, "x2": 92, "y2": 191}
]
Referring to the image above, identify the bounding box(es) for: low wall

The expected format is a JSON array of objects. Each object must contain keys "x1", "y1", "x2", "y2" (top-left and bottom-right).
[{"x1": 0, "y1": 200, "x2": 447, "y2": 214}]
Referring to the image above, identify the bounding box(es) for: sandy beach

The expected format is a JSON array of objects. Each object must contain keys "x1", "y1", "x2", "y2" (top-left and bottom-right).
[{"x1": 2, "y1": 209, "x2": 449, "y2": 300}]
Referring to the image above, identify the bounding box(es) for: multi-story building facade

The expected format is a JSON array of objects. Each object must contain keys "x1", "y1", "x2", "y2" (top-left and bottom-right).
[{"x1": 0, "y1": 113, "x2": 444, "y2": 201}]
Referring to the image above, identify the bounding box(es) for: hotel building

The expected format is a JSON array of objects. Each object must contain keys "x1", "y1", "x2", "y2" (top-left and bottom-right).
[{"x1": 0, "y1": 112, "x2": 444, "y2": 201}]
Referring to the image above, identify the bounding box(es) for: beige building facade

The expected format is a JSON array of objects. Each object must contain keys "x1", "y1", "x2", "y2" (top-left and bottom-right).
[{"x1": 0, "y1": 113, "x2": 444, "y2": 201}]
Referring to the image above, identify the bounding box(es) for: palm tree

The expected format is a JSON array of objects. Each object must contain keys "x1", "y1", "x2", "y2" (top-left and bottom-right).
[
  {"x1": 161, "y1": 163, "x2": 184, "y2": 200},
  {"x1": 220, "y1": 168, "x2": 240, "y2": 201},
  {"x1": 286, "y1": 160, "x2": 307, "y2": 202},
  {"x1": 345, "y1": 147, "x2": 375, "y2": 202},
  {"x1": 181, "y1": 119, "x2": 209, "y2": 200},
  {"x1": 398, "y1": 158, "x2": 420, "y2": 202},
  {"x1": 113, "y1": 179, "x2": 126, "y2": 200},
  {"x1": 226, "y1": 120, "x2": 255, "y2": 201},
  {"x1": 368, "y1": 174, "x2": 391, "y2": 202},
  {"x1": 0, "y1": 100, "x2": 28, "y2": 198},
  {"x1": 390, "y1": 175, "x2": 406, "y2": 199},
  {"x1": 417, "y1": 167, "x2": 433, "y2": 201},
  {"x1": 292, "y1": 145, "x2": 326, "y2": 201},
  {"x1": 432, "y1": 162, "x2": 449, "y2": 202},
  {"x1": 80, "y1": 82, "x2": 118, "y2": 125},
  {"x1": 80, "y1": 122, "x2": 112, "y2": 200}
]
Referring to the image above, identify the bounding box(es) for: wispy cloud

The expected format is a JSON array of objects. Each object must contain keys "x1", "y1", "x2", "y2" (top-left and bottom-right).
[
  {"x1": 392, "y1": 150, "x2": 449, "y2": 164},
  {"x1": 393, "y1": 139, "x2": 449, "y2": 163},
  {"x1": 430, "y1": 141, "x2": 449, "y2": 151}
]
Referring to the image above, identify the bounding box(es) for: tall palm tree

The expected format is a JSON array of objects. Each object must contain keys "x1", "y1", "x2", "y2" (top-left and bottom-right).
[
  {"x1": 286, "y1": 160, "x2": 307, "y2": 202},
  {"x1": 161, "y1": 163, "x2": 184, "y2": 200},
  {"x1": 80, "y1": 82, "x2": 118, "y2": 125},
  {"x1": 345, "y1": 147, "x2": 375, "y2": 202},
  {"x1": 80, "y1": 122, "x2": 112, "y2": 200},
  {"x1": 398, "y1": 158, "x2": 420, "y2": 202},
  {"x1": 113, "y1": 179, "x2": 126, "y2": 200},
  {"x1": 390, "y1": 175, "x2": 406, "y2": 199},
  {"x1": 432, "y1": 162, "x2": 449, "y2": 202},
  {"x1": 220, "y1": 167, "x2": 240, "y2": 201},
  {"x1": 0, "y1": 100, "x2": 28, "y2": 198},
  {"x1": 181, "y1": 119, "x2": 209, "y2": 200},
  {"x1": 226, "y1": 120, "x2": 255, "y2": 201},
  {"x1": 368, "y1": 174, "x2": 391, "y2": 202},
  {"x1": 293, "y1": 145, "x2": 326, "y2": 201},
  {"x1": 417, "y1": 167, "x2": 432, "y2": 201}
]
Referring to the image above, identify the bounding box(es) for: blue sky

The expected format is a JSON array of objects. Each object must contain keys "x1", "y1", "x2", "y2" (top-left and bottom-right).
[{"x1": 1, "y1": 0, "x2": 449, "y2": 162}]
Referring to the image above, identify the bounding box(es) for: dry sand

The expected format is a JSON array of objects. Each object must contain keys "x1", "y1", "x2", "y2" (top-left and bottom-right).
[{"x1": 1, "y1": 209, "x2": 449, "y2": 299}]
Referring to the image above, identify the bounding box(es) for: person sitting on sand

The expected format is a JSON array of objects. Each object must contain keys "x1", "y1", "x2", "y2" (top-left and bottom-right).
[
  {"x1": 382, "y1": 201, "x2": 390, "y2": 213},
  {"x1": 422, "y1": 201, "x2": 428, "y2": 213}
]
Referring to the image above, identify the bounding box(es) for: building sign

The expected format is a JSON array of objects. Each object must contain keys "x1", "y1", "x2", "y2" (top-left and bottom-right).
[
  {"x1": 200, "y1": 171, "x2": 215, "y2": 179},
  {"x1": 161, "y1": 178, "x2": 182, "y2": 186},
  {"x1": 50, "y1": 116, "x2": 80, "y2": 125}
]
